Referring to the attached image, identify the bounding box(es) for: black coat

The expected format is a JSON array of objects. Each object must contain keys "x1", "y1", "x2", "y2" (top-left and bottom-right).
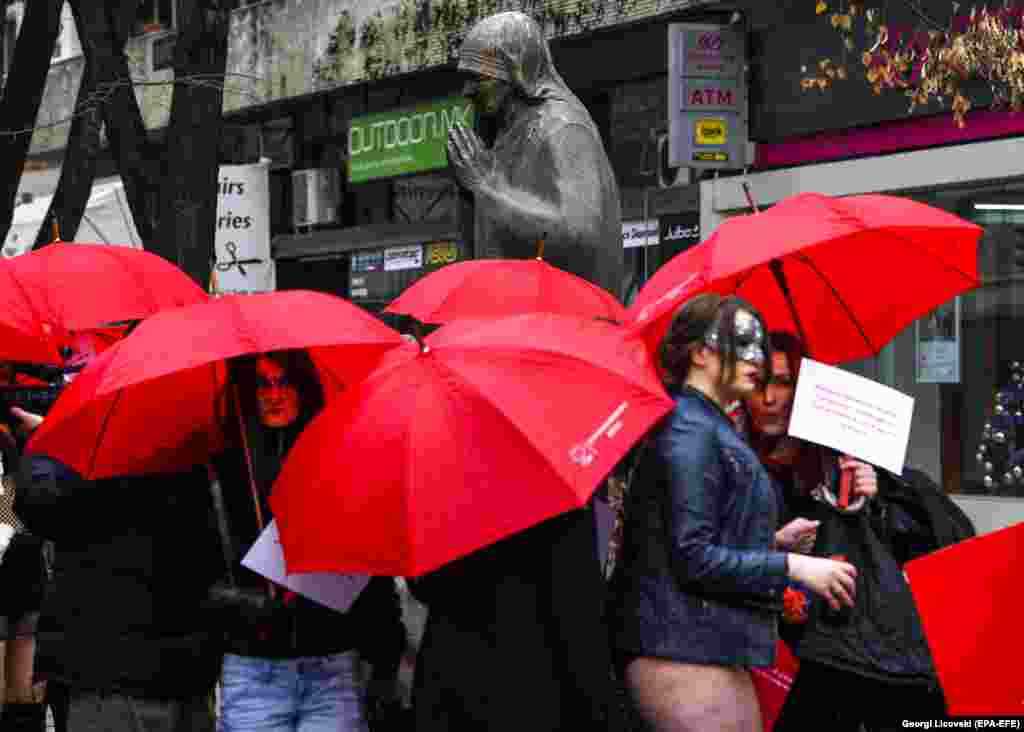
[
  {"x1": 14, "y1": 454, "x2": 225, "y2": 699},
  {"x1": 409, "y1": 507, "x2": 621, "y2": 732},
  {"x1": 776, "y1": 464, "x2": 974, "y2": 686},
  {"x1": 210, "y1": 438, "x2": 406, "y2": 674}
]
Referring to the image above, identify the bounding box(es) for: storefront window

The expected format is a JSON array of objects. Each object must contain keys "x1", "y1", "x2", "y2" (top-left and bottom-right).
[{"x1": 853, "y1": 189, "x2": 1024, "y2": 499}]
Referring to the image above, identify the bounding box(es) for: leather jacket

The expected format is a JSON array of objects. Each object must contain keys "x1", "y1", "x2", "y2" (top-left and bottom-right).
[{"x1": 611, "y1": 386, "x2": 789, "y2": 668}]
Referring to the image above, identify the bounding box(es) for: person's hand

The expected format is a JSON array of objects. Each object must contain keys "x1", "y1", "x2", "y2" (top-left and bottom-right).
[
  {"x1": 839, "y1": 455, "x2": 877, "y2": 500},
  {"x1": 776, "y1": 518, "x2": 819, "y2": 553},
  {"x1": 447, "y1": 122, "x2": 496, "y2": 192},
  {"x1": 9, "y1": 407, "x2": 43, "y2": 435},
  {"x1": 787, "y1": 553, "x2": 857, "y2": 611}
]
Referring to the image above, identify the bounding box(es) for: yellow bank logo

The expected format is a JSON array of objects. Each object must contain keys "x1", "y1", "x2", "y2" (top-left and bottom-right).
[{"x1": 694, "y1": 118, "x2": 727, "y2": 146}]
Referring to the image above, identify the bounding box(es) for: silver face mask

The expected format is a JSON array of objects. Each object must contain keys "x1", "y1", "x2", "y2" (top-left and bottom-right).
[{"x1": 705, "y1": 309, "x2": 767, "y2": 366}]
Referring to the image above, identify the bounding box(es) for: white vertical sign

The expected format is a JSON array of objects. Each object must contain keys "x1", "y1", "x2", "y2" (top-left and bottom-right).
[{"x1": 213, "y1": 159, "x2": 275, "y2": 295}]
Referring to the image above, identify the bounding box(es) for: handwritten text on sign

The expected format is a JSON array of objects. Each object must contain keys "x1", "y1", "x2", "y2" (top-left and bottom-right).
[{"x1": 788, "y1": 358, "x2": 914, "y2": 475}]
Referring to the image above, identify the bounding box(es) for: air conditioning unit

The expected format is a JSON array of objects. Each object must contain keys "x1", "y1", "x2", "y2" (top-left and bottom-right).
[
  {"x1": 292, "y1": 168, "x2": 342, "y2": 228},
  {"x1": 657, "y1": 134, "x2": 692, "y2": 189}
]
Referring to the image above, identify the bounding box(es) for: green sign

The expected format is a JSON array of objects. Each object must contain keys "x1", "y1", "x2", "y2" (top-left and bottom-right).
[{"x1": 348, "y1": 96, "x2": 475, "y2": 184}]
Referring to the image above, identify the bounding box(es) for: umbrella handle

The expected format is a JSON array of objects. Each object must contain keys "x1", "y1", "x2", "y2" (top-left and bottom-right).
[
  {"x1": 232, "y1": 381, "x2": 277, "y2": 601},
  {"x1": 536, "y1": 232, "x2": 547, "y2": 260}
]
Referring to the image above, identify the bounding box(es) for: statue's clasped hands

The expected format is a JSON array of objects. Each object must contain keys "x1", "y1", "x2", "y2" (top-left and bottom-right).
[{"x1": 447, "y1": 122, "x2": 497, "y2": 192}]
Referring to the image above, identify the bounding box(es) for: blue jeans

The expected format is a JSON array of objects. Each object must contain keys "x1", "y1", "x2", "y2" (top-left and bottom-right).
[{"x1": 218, "y1": 652, "x2": 368, "y2": 732}]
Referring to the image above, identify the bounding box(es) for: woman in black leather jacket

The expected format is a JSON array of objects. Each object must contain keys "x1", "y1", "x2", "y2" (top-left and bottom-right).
[{"x1": 611, "y1": 294, "x2": 857, "y2": 732}]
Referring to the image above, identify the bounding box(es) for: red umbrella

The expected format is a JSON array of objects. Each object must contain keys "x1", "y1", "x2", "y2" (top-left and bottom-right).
[
  {"x1": 26, "y1": 290, "x2": 406, "y2": 479},
  {"x1": 270, "y1": 313, "x2": 674, "y2": 578},
  {"x1": 0, "y1": 241, "x2": 208, "y2": 364},
  {"x1": 384, "y1": 258, "x2": 626, "y2": 324},
  {"x1": 905, "y1": 521, "x2": 1024, "y2": 715},
  {"x1": 626, "y1": 193, "x2": 982, "y2": 364}
]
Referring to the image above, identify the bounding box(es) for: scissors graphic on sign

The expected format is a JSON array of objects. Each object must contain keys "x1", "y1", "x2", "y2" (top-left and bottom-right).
[{"x1": 215, "y1": 241, "x2": 263, "y2": 277}]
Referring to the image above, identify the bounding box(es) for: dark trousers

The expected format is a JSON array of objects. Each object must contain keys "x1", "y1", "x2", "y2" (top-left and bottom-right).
[
  {"x1": 773, "y1": 660, "x2": 947, "y2": 732},
  {"x1": 66, "y1": 691, "x2": 214, "y2": 732}
]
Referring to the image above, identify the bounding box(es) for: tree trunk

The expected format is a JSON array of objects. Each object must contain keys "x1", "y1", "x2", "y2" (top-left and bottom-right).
[
  {"x1": 0, "y1": 0, "x2": 64, "y2": 244},
  {"x1": 70, "y1": 0, "x2": 156, "y2": 246},
  {"x1": 33, "y1": 62, "x2": 99, "y2": 248},
  {"x1": 37, "y1": 0, "x2": 146, "y2": 249},
  {"x1": 154, "y1": 0, "x2": 230, "y2": 288}
]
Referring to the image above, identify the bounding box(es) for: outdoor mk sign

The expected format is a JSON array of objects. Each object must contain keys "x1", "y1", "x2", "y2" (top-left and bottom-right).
[
  {"x1": 348, "y1": 96, "x2": 476, "y2": 184},
  {"x1": 668, "y1": 23, "x2": 751, "y2": 170}
]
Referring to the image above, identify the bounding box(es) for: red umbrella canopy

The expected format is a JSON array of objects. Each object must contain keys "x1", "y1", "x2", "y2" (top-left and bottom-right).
[
  {"x1": 0, "y1": 242, "x2": 208, "y2": 364},
  {"x1": 26, "y1": 290, "x2": 406, "y2": 479},
  {"x1": 270, "y1": 313, "x2": 674, "y2": 578},
  {"x1": 626, "y1": 193, "x2": 982, "y2": 364},
  {"x1": 383, "y1": 258, "x2": 626, "y2": 324}
]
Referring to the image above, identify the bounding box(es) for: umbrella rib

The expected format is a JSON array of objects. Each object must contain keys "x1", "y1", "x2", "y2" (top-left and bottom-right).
[
  {"x1": 791, "y1": 252, "x2": 878, "y2": 355},
  {"x1": 863, "y1": 226, "x2": 979, "y2": 286},
  {"x1": 445, "y1": 343, "x2": 659, "y2": 397},
  {"x1": 430, "y1": 350, "x2": 626, "y2": 504},
  {"x1": 87, "y1": 385, "x2": 127, "y2": 479}
]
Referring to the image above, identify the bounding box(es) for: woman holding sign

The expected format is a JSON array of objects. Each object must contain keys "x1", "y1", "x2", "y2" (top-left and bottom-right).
[
  {"x1": 611, "y1": 294, "x2": 857, "y2": 732},
  {"x1": 743, "y1": 331, "x2": 953, "y2": 731},
  {"x1": 209, "y1": 350, "x2": 406, "y2": 732}
]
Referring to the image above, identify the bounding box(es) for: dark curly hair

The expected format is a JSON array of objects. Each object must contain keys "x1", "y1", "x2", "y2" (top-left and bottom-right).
[{"x1": 659, "y1": 293, "x2": 772, "y2": 387}]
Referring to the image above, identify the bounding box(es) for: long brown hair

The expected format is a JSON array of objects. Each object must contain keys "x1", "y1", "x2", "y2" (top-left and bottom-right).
[{"x1": 659, "y1": 293, "x2": 771, "y2": 386}]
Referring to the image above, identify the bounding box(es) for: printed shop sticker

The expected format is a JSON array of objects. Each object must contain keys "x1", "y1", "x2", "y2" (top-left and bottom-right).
[
  {"x1": 570, "y1": 401, "x2": 629, "y2": 467},
  {"x1": 384, "y1": 245, "x2": 423, "y2": 272},
  {"x1": 693, "y1": 118, "x2": 727, "y2": 146}
]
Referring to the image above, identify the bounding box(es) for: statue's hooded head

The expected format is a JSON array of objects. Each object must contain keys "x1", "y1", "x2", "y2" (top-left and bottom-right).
[{"x1": 457, "y1": 12, "x2": 571, "y2": 105}]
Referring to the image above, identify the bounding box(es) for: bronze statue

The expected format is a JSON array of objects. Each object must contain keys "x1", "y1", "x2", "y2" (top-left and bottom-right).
[{"x1": 447, "y1": 11, "x2": 624, "y2": 300}]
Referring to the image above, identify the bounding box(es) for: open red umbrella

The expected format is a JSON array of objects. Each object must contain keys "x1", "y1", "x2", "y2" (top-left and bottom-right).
[
  {"x1": 626, "y1": 193, "x2": 983, "y2": 365},
  {"x1": 270, "y1": 313, "x2": 674, "y2": 577},
  {"x1": 905, "y1": 521, "x2": 1024, "y2": 715},
  {"x1": 384, "y1": 258, "x2": 626, "y2": 324},
  {"x1": 0, "y1": 240, "x2": 208, "y2": 364},
  {"x1": 26, "y1": 290, "x2": 405, "y2": 479}
]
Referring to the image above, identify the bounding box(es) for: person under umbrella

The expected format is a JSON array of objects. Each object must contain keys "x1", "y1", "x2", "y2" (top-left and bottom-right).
[
  {"x1": 610, "y1": 294, "x2": 857, "y2": 732},
  {"x1": 11, "y1": 404, "x2": 226, "y2": 731},
  {"x1": 208, "y1": 350, "x2": 406, "y2": 732},
  {"x1": 741, "y1": 331, "x2": 962, "y2": 731}
]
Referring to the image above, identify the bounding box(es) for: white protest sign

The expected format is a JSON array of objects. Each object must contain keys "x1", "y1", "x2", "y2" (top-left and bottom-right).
[
  {"x1": 788, "y1": 358, "x2": 914, "y2": 476},
  {"x1": 213, "y1": 159, "x2": 275, "y2": 295},
  {"x1": 241, "y1": 520, "x2": 370, "y2": 614}
]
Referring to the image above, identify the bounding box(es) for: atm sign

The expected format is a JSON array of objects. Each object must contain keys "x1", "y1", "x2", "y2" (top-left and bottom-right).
[{"x1": 694, "y1": 118, "x2": 727, "y2": 146}]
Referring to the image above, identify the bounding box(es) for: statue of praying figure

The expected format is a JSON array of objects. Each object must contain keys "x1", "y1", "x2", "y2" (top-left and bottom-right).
[{"x1": 447, "y1": 11, "x2": 624, "y2": 300}]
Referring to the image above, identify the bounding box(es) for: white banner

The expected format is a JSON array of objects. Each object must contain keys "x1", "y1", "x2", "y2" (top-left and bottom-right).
[
  {"x1": 212, "y1": 159, "x2": 274, "y2": 295},
  {"x1": 788, "y1": 358, "x2": 915, "y2": 476}
]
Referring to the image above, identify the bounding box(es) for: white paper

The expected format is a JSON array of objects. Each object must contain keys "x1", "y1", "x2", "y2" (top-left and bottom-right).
[
  {"x1": 241, "y1": 520, "x2": 370, "y2": 614},
  {"x1": 788, "y1": 358, "x2": 915, "y2": 476}
]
